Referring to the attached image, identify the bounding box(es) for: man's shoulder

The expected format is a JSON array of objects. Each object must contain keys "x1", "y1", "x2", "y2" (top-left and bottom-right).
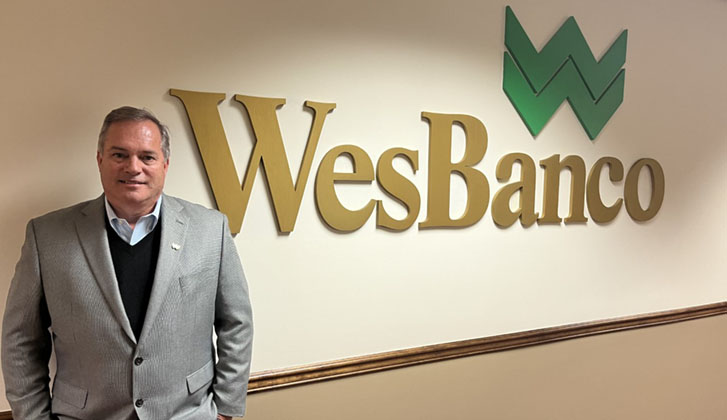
[
  {"x1": 31, "y1": 196, "x2": 102, "y2": 226},
  {"x1": 163, "y1": 195, "x2": 225, "y2": 223}
]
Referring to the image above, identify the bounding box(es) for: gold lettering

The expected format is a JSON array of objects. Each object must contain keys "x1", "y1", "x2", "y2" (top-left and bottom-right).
[
  {"x1": 492, "y1": 153, "x2": 538, "y2": 227},
  {"x1": 624, "y1": 158, "x2": 665, "y2": 221},
  {"x1": 538, "y1": 154, "x2": 587, "y2": 224},
  {"x1": 586, "y1": 157, "x2": 624, "y2": 223},
  {"x1": 376, "y1": 148, "x2": 420, "y2": 231},
  {"x1": 172, "y1": 88, "x2": 666, "y2": 232},
  {"x1": 168, "y1": 89, "x2": 240, "y2": 229},
  {"x1": 315, "y1": 145, "x2": 376, "y2": 232},
  {"x1": 419, "y1": 112, "x2": 489, "y2": 228},
  {"x1": 170, "y1": 89, "x2": 335, "y2": 234}
]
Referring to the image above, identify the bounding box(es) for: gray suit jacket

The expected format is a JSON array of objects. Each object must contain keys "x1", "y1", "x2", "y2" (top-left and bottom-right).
[{"x1": 2, "y1": 195, "x2": 253, "y2": 420}]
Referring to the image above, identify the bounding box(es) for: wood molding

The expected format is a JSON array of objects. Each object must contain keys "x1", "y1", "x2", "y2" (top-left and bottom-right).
[
  {"x1": 248, "y1": 301, "x2": 727, "y2": 392},
  {"x1": 0, "y1": 302, "x2": 724, "y2": 418}
]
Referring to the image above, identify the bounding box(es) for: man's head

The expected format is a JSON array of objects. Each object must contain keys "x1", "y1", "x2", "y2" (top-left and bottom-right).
[
  {"x1": 98, "y1": 106, "x2": 170, "y2": 159},
  {"x1": 97, "y1": 106, "x2": 170, "y2": 223}
]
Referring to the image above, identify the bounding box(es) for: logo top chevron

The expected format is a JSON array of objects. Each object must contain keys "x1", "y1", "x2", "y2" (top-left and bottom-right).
[{"x1": 503, "y1": 6, "x2": 628, "y2": 140}]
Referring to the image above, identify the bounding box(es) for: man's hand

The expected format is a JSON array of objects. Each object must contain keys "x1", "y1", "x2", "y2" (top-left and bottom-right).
[{"x1": 217, "y1": 415, "x2": 232, "y2": 420}]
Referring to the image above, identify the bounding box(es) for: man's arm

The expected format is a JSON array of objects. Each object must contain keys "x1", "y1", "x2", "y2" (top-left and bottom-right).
[
  {"x1": 212, "y1": 215, "x2": 253, "y2": 418},
  {"x1": 2, "y1": 220, "x2": 54, "y2": 419}
]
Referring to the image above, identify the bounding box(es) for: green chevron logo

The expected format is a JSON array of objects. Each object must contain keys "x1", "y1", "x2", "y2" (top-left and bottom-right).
[{"x1": 503, "y1": 6, "x2": 628, "y2": 140}]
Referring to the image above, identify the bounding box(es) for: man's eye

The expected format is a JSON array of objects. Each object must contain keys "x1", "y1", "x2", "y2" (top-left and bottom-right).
[
  {"x1": 142, "y1": 156, "x2": 156, "y2": 162},
  {"x1": 112, "y1": 153, "x2": 125, "y2": 159}
]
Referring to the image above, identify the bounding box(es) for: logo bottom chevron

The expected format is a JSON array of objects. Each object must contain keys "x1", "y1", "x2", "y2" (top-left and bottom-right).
[{"x1": 503, "y1": 52, "x2": 625, "y2": 140}]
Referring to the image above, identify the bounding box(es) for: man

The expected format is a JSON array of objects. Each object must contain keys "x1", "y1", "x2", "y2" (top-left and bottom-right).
[{"x1": 2, "y1": 107, "x2": 253, "y2": 420}]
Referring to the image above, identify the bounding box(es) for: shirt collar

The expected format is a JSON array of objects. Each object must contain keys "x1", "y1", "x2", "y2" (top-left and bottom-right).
[{"x1": 104, "y1": 195, "x2": 163, "y2": 227}]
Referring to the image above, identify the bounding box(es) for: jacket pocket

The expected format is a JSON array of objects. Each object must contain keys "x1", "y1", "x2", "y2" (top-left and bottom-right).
[
  {"x1": 186, "y1": 360, "x2": 215, "y2": 394},
  {"x1": 53, "y1": 378, "x2": 88, "y2": 409}
]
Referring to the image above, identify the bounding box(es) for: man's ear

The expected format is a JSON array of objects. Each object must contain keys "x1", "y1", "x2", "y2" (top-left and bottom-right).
[{"x1": 96, "y1": 151, "x2": 102, "y2": 167}]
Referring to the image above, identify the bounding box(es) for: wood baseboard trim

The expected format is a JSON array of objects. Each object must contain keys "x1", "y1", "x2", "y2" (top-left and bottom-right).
[
  {"x1": 248, "y1": 301, "x2": 727, "y2": 392},
  {"x1": 1, "y1": 302, "x2": 724, "y2": 418}
]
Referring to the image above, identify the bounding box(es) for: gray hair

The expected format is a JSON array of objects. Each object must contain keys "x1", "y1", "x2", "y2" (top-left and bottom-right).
[{"x1": 98, "y1": 106, "x2": 170, "y2": 159}]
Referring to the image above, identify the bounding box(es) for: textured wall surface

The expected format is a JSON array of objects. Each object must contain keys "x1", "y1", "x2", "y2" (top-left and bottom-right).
[{"x1": 1, "y1": 0, "x2": 725, "y2": 411}]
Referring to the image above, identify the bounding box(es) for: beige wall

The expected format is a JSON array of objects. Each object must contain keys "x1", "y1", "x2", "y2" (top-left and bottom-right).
[
  {"x1": 244, "y1": 314, "x2": 727, "y2": 420},
  {"x1": 1, "y1": 0, "x2": 726, "y2": 414}
]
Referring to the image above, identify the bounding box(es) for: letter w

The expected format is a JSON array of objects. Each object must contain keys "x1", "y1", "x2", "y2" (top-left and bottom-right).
[{"x1": 170, "y1": 89, "x2": 335, "y2": 234}]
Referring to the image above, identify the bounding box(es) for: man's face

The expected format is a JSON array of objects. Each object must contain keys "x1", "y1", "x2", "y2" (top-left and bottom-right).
[{"x1": 97, "y1": 120, "x2": 169, "y2": 217}]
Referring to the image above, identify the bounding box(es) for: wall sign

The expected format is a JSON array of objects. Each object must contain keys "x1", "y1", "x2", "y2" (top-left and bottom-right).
[{"x1": 170, "y1": 7, "x2": 663, "y2": 235}]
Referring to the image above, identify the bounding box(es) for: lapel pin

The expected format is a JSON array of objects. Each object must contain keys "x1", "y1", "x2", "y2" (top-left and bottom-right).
[{"x1": 171, "y1": 242, "x2": 181, "y2": 250}]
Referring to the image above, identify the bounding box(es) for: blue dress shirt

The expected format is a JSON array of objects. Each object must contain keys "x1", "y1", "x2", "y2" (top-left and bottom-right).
[{"x1": 104, "y1": 196, "x2": 162, "y2": 246}]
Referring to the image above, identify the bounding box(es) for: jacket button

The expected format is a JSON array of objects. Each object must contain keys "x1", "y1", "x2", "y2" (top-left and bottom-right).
[
  {"x1": 134, "y1": 357, "x2": 144, "y2": 366},
  {"x1": 135, "y1": 398, "x2": 144, "y2": 407}
]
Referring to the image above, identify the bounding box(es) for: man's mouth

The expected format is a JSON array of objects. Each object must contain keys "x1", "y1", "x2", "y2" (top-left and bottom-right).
[{"x1": 119, "y1": 180, "x2": 145, "y2": 185}]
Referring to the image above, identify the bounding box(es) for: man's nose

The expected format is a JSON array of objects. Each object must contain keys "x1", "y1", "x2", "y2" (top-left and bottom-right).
[{"x1": 124, "y1": 156, "x2": 142, "y2": 173}]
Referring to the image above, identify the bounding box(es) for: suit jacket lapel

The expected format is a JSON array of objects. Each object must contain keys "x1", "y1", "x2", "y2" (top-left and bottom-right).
[
  {"x1": 139, "y1": 195, "x2": 188, "y2": 344},
  {"x1": 75, "y1": 195, "x2": 137, "y2": 344}
]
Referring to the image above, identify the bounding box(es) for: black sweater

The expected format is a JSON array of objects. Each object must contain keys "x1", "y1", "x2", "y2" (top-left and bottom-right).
[{"x1": 105, "y1": 217, "x2": 162, "y2": 340}]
